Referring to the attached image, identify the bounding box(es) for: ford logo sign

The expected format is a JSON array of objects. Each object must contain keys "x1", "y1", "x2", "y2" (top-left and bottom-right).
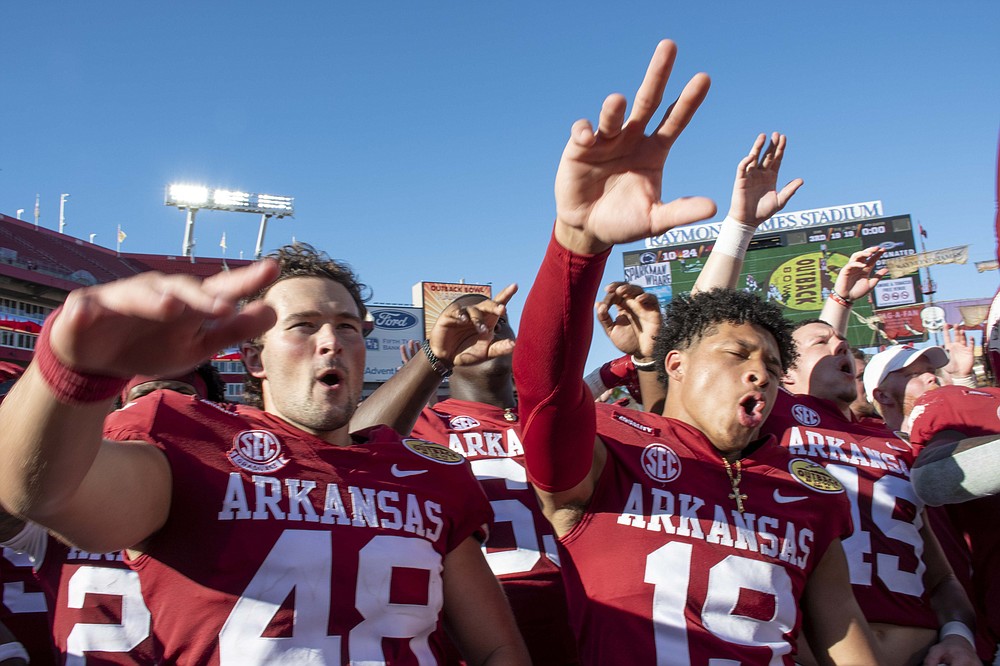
[{"x1": 373, "y1": 310, "x2": 418, "y2": 330}]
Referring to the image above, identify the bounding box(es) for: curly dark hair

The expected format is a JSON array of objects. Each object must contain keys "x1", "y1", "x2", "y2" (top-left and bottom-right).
[
  {"x1": 653, "y1": 288, "x2": 798, "y2": 386},
  {"x1": 241, "y1": 242, "x2": 371, "y2": 408}
]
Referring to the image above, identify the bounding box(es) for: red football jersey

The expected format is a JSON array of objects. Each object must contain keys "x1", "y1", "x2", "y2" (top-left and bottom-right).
[
  {"x1": 413, "y1": 399, "x2": 577, "y2": 665},
  {"x1": 102, "y1": 391, "x2": 492, "y2": 665},
  {"x1": 29, "y1": 531, "x2": 157, "y2": 664},
  {"x1": 763, "y1": 389, "x2": 938, "y2": 628},
  {"x1": 559, "y1": 404, "x2": 851, "y2": 665},
  {"x1": 907, "y1": 385, "x2": 1000, "y2": 660},
  {"x1": 0, "y1": 535, "x2": 56, "y2": 665}
]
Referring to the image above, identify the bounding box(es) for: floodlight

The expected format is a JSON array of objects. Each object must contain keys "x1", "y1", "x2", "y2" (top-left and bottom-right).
[
  {"x1": 164, "y1": 183, "x2": 295, "y2": 258},
  {"x1": 213, "y1": 189, "x2": 251, "y2": 208},
  {"x1": 167, "y1": 184, "x2": 210, "y2": 207}
]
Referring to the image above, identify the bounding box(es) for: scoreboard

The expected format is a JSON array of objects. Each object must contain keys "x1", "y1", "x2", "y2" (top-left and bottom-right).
[{"x1": 622, "y1": 214, "x2": 923, "y2": 348}]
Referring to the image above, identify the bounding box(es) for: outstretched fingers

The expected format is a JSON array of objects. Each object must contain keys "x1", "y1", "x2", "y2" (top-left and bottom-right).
[
  {"x1": 625, "y1": 40, "x2": 678, "y2": 132},
  {"x1": 652, "y1": 72, "x2": 711, "y2": 148}
]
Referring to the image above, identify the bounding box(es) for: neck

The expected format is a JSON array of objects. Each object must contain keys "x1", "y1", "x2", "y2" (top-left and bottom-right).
[
  {"x1": 449, "y1": 374, "x2": 516, "y2": 409},
  {"x1": 882, "y1": 408, "x2": 904, "y2": 433}
]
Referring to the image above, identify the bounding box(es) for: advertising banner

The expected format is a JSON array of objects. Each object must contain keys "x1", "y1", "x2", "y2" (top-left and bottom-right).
[
  {"x1": 885, "y1": 245, "x2": 969, "y2": 279},
  {"x1": 363, "y1": 305, "x2": 425, "y2": 382},
  {"x1": 412, "y1": 281, "x2": 492, "y2": 339}
]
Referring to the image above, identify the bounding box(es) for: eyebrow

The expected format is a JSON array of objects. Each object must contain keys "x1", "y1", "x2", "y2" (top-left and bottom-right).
[{"x1": 283, "y1": 309, "x2": 363, "y2": 324}]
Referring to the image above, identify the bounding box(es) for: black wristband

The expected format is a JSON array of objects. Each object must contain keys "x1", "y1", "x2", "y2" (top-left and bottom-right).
[{"x1": 421, "y1": 339, "x2": 453, "y2": 378}]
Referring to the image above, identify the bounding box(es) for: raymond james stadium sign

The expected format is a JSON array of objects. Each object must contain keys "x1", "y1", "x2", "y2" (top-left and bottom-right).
[{"x1": 645, "y1": 201, "x2": 884, "y2": 248}]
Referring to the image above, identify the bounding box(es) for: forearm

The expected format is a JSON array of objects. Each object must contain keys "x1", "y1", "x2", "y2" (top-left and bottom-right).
[
  {"x1": 514, "y1": 230, "x2": 608, "y2": 492},
  {"x1": 350, "y1": 353, "x2": 443, "y2": 435},
  {"x1": 0, "y1": 365, "x2": 114, "y2": 520},
  {"x1": 693, "y1": 216, "x2": 755, "y2": 293},
  {"x1": 819, "y1": 296, "x2": 850, "y2": 336}
]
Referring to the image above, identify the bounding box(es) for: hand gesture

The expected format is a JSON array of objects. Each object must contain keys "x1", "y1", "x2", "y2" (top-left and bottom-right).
[
  {"x1": 50, "y1": 261, "x2": 279, "y2": 377},
  {"x1": 596, "y1": 282, "x2": 662, "y2": 359},
  {"x1": 942, "y1": 323, "x2": 975, "y2": 378},
  {"x1": 398, "y1": 340, "x2": 421, "y2": 365},
  {"x1": 554, "y1": 40, "x2": 716, "y2": 253},
  {"x1": 727, "y1": 133, "x2": 803, "y2": 227},
  {"x1": 429, "y1": 284, "x2": 518, "y2": 367},
  {"x1": 921, "y1": 634, "x2": 980, "y2": 666},
  {"x1": 833, "y1": 246, "x2": 888, "y2": 302}
]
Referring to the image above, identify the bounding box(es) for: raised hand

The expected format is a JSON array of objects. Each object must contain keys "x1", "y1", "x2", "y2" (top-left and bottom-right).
[
  {"x1": 429, "y1": 284, "x2": 518, "y2": 367},
  {"x1": 596, "y1": 282, "x2": 662, "y2": 358},
  {"x1": 942, "y1": 322, "x2": 975, "y2": 378},
  {"x1": 833, "y1": 246, "x2": 888, "y2": 302},
  {"x1": 727, "y1": 133, "x2": 803, "y2": 226},
  {"x1": 553, "y1": 40, "x2": 716, "y2": 253},
  {"x1": 49, "y1": 261, "x2": 279, "y2": 378}
]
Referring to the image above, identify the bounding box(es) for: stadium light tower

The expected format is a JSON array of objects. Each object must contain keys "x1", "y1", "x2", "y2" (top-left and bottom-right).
[
  {"x1": 59, "y1": 193, "x2": 70, "y2": 234},
  {"x1": 165, "y1": 184, "x2": 294, "y2": 259}
]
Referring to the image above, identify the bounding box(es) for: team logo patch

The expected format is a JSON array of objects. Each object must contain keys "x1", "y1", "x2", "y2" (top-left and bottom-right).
[
  {"x1": 403, "y1": 438, "x2": 465, "y2": 465},
  {"x1": 613, "y1": 411, "x2": 659, "y2": 436},
  {"x1": 448, "y1": 415, "x2": 480, "y2": 431},
  {"x1": 788, "y1": 459, "x2": 843, "y2": 494},
  {"x1": 641, "y1": 443, "x2": 682, "y2": 483},
  {"x1": 228, "y1": 430, "x2": 289, "y2": 474},
  {"x1": 791, "y1": 404, "x2": 820, "y2": 426}
]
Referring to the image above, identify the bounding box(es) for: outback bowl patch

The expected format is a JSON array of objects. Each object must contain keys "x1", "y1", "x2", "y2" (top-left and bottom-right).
[
  {"x1": 789, "y1": 459, "x2": 843, "y2": 493},
  {"x1": 403, "y1": 438, "x2": 465, "y2": 465},
  {"x1": 228, "y1": 430, "x2": 289, "y2": 474}
]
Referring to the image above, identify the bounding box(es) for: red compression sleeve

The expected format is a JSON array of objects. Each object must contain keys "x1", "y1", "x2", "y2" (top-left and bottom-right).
[
  {"x1": 513, "y1": 230, "x2": 610, "y2": 492},
  {"x1": 599, "y1": 354, "x2": 643, "y2": 405}
]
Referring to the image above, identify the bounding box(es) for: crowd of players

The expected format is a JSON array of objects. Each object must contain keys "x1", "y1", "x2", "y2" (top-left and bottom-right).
[{"x1": 0, "y1": 38, "x2": 998, "y2": 665}]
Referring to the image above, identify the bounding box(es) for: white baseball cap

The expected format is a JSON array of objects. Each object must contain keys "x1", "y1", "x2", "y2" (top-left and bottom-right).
[{"x1": 863, "y1": 345, "x2": 949, "y2": 403}]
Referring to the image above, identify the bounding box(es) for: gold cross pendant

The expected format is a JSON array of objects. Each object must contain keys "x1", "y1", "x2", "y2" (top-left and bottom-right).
[{"x1": 722, "y1": 458, "x2": 747, "y2": 513}]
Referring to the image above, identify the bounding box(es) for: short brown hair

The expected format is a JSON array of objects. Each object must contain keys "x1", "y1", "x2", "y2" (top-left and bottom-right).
[{"x1": 241, "y1": 243, "x2": 370, "y2": 408}]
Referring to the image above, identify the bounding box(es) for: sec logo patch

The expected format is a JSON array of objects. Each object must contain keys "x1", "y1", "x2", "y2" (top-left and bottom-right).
[
  {"x1": 228, "y1": 430, "x2": 289, "y2": 474},
  {"x1": 641, "y1": 443, "x2": 681, "y2": 483},
  {"x1": 791, "y1": 404, "x2": 820, "y2": 426},
  {"x1": 789, "y1": 459, "x2": 843, "y2": 494},
  {"x1": 448, "y1": 415, "x2": 481, "y2": 431}
]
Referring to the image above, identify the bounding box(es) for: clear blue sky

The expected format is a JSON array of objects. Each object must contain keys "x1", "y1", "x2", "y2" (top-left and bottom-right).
[{"x1": 2, "y1": 2, "x2": 997, "y2": 371}]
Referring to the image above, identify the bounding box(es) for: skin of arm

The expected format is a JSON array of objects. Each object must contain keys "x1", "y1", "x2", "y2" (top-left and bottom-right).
[
  {"x1": 799, "y1": 539, "x2": 883, "y2": 666},
  {"x1": 0, "y1": 262, "x2": 279, "y2": 553},
  {"x1": 919, "y1": 516, "x2": 980, "y2": 665},
  {"x1": 818, "y1": 246, "x2": 887, "y2": 337},
  {"x1": 349, "y1": 284, "x2": 516, "y2": 435},
  {"x1": 692, "y1": 132, "x2": 803, "y2": 293},
  {"x1": 441, "y1": 536, "x2": 530, "y2": 665}
]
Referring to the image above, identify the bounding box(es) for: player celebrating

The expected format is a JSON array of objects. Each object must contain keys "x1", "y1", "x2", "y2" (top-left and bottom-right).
[
  {"x1": 0, "y1": 244, "x2": 528, "y2": 664},
  {"x1": 513, "y1": 39, "x2": 880, "y2": 664},
  {"x1": 865, "y1": 337, "x2": 1000, "y2": 661}
]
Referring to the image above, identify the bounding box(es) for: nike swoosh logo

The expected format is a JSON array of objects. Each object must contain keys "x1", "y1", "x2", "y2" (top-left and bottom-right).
[
  {"x1": 885, "y1": 442, "x2": 909, "y2": 451},
  {"x1": 773, "y1": 490, "x2": 808, "y2": 504},
  {"x1": 391, "y1": 464, "x2": 428, "y2": 478}
]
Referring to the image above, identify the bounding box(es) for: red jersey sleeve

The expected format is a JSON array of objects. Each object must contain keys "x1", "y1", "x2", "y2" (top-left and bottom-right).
[{"x1": 513, "y1": 231, "x2": 610, "y2": 492}]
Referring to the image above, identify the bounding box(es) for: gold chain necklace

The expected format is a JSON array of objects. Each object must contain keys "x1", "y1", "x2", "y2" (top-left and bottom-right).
[{"x1": 721, "y1": 458, "x2": 747, "y2": 513}]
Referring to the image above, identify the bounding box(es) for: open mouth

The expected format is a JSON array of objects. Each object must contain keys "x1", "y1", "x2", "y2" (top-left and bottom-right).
[
  {"x1": 316, "y1": 368, "x2": 343, "y2": 389},
  {"x1": 737, "y1": 392, "x2": 766, "y2": 428}
]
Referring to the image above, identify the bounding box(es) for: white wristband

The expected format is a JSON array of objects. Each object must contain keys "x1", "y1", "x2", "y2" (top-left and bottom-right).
[
  {"x1": 939, "y1": 621, "x2": 975, "y2": 646},
  {"x1": 951, "y1": 374, "x2": 978, "y2": 388},
  {"x1": 713, "y1": 216, "x2": 756, "y2": 259}
]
